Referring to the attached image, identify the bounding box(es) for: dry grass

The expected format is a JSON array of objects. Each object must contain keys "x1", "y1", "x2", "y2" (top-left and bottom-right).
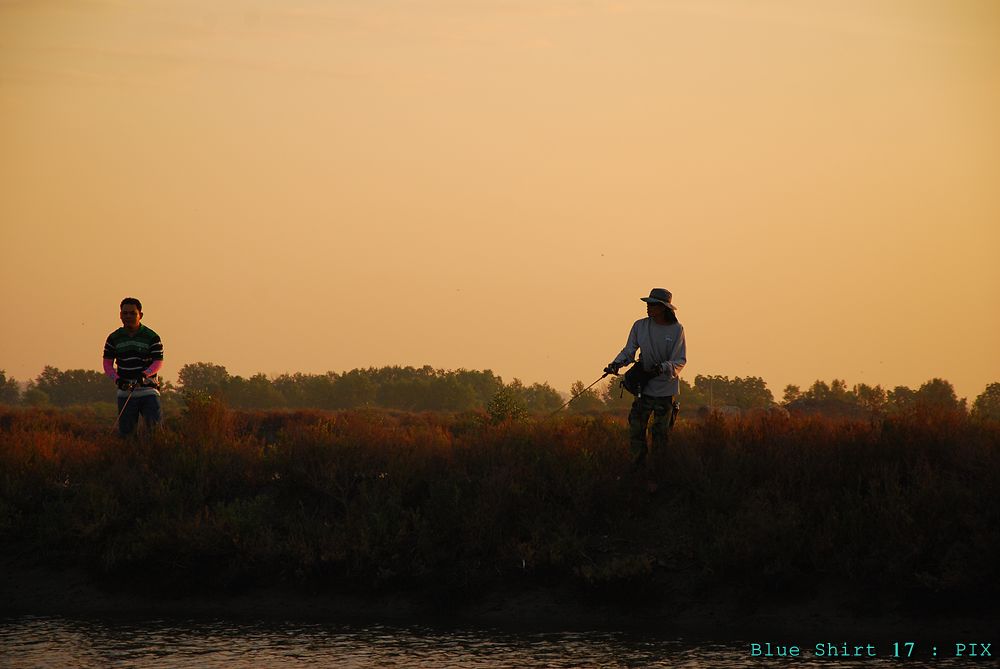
[{"x1": 1, "y1": 402, "x2": 997, "y2": 611}]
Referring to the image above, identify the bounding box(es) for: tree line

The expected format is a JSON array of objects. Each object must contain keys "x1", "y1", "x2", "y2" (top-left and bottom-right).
[
  {"x1": 2, "y1": 365, "x2": 999, "y2": 420},
  {"x1": 0, "y1": 364, "x2": 562, "y2": 414}
]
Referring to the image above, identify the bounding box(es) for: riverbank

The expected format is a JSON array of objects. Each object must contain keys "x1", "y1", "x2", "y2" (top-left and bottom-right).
[
  {"x1": 3, "y1": 559, "x2": 997, "y2": 642},
  {"x1": 2, "y1": 405, "x2": 998, "y2": 642}
]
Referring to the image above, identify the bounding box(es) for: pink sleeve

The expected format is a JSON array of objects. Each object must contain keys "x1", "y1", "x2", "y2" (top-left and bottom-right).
[
  {"x1": 103, "y1": 358, "x2": 118, "y2": 381},
  {"x1": 144, "y1": 360, "x2": 164, "y2": 377}
]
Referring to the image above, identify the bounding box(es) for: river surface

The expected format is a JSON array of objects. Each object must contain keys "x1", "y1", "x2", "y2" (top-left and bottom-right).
[{"x1": 0, "y1": 616, "x2": 983, "y2": 668}]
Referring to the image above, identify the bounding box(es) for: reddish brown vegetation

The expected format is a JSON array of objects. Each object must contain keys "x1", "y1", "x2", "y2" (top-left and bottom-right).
[{"x1": 1, "y1": 402, "x2": 997, "y2": 615}]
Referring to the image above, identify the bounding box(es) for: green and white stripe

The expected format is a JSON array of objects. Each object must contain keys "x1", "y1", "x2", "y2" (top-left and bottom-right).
[{"x1": 103, "y1": 325, "x2": 163, "y2": 394}]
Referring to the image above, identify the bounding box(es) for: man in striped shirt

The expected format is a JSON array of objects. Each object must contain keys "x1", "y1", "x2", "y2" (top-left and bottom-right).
[{"x1": 103, "y1": 297, "x2": 164, "y2": 436}]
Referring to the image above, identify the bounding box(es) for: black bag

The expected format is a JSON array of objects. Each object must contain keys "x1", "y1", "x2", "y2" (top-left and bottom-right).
[{"x1": 621, "y1": 362, "x2": 658, "y2": 397}]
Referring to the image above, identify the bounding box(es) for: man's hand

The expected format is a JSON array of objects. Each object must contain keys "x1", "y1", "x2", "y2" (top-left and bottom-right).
[
  {"x1": 116, "y1": 378, "x2": 136, "y2": 391},
  {"x1": 603, "y1": 362, "x2": 621, "y2": 375},
  {"x1": 657, "y1": 362, "x2": 672, "y2": 376}
]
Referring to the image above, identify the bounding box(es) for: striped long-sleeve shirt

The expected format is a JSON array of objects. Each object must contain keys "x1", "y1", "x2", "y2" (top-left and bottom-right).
[{"x1": 103, "y1": 325, "x2": 163, "y2": 397}]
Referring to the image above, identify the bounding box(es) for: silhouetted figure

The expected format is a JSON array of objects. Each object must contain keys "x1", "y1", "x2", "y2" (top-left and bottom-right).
[
  {"x1": 604, "y1": 288, "x2": 686, "y2": 468},
  {"x1": 103, "y1": 297, "x2": 164, "y2": 436}
]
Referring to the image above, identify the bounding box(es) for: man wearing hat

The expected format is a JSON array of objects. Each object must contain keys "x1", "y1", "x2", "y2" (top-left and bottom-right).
[{"x1": 604, "y1": 288, "x2": 687, "y2": 467}]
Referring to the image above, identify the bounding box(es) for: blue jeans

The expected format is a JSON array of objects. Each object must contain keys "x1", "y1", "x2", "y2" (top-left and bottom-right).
[{"x1": 117, "y1": 394, "x2": 162, "y2": 437}]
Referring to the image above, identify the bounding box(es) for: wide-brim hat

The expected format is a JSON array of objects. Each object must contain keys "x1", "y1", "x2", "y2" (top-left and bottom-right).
[{"x1": 640, "y1": 288, "x2": 677, "y2": 310}]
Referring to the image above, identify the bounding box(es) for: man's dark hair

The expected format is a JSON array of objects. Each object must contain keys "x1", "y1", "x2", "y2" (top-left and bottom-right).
[
  {"x1": 120, "y1": 297, "x2": 142, "y2": 311},
  {"x1": 663, "y1": 308, "x2": 678, "y2": 325}
]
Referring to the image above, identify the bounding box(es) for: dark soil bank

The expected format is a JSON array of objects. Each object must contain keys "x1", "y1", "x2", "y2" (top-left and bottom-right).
[{"x1": 2, "y1": 561, "x2": 997, "y2": 643}]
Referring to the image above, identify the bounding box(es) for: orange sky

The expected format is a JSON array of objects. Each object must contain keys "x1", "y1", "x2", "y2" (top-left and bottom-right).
[{"x1": 2, "y1": 0, "x2": 999, "y2": 402}]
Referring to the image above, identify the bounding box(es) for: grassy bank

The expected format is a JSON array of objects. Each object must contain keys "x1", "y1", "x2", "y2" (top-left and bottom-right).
[{"x1": 1, "y1": 403, "x2": 997, "y2": 617}]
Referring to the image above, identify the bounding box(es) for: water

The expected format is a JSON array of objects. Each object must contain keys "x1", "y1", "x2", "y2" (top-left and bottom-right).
[{"x1": 0, "y1": 617, "x2": 985, "y2": 668}]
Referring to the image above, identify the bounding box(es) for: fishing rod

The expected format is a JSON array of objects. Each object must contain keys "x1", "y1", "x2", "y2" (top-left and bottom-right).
[
  {"x1": 112, "y1": 380, "x2": 138, "y2": 432},
  {"x1": 548, "y1": 371, "x2": 615, "y2": 417}
]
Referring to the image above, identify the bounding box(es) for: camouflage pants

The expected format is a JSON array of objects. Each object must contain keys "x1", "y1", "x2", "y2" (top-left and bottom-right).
[{"x1": 628, "y1": 395, "x2": 675, "y2": 465}]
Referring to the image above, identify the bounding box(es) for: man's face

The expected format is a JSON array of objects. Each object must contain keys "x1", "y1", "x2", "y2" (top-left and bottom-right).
[
  {"x1": 646, "y1": 302, "x2": 667, "y2": 319},
  {"x1": 120, "y1": 304, "x2": 142, "y2": 330}
]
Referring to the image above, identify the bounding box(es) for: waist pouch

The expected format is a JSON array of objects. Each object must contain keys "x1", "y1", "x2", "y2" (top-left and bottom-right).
[
  {"x1": 621, "y1": 363, "x2": 659, "y2": 396},
  {"x1": 120, "y1": 376, "x2": 160, "y2": 390}
]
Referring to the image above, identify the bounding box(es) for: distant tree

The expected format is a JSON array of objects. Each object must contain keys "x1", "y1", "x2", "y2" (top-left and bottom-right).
[
  {"x1": 505, "y1": 378, "x2": 528, "y2": 402},
  {"x1": 157, "y1": 378, "x2": 181, "y2": 414},
  {"x1": 853, "y1": 383, "x2": 887, "y2": 413},
  {"x1": 567, "y1": 380, "x2": 605, "y2": 413},
  {"x1": 972, "y1": 383, "x2": 1000, "y2": 421},
  {"x1": 677, "y1": 377, "x2": 705, "y2": 408},
  {"x1": 453, "y1": 368, "x2": 504, "y2": 406},
  {"x1": 523, "y1": 381, "x2": 562, "y2": 412},
  {"x1": 363, "y1": 365, "x2": 505, "y2": 412},
  {"x1": 915, "y1": 378, "x2": 964, "y2": 412},
  {"x1": 270, "y1": 371, "x2": 361, "y2": 409},
  {"x1": 240, "y1": 366, "x2": 498, "y2": 411},
  {"x1": 887, "y1": 386, "x2": 917, "y2": 413},
  {"x1": 295, "y1": 372, "x2": 338, "y2": 409},
  {"x1": 227, "y1": 373, "x2": 285, "y2": 409},
  {"x1": 805, "y1": 380, "x2": 831, "y2": 402},
  {"x1": 21, "y1": 382, "x2": 49, "y2": 407},
  {"x1": 885, "y1": 379, "x2": 964, "y2": 413},
  {"x1": 177, "y1": 362, "x2": 231, "y2": 396},
  {"x1": 33, "y1": 366, "x2": 108, "y2": 406},
  {"x1": 376, "y1": 368, "x2": 430, "y2": 411},
  {"x1": 486, "y1": 385, "x2": 527, "y2": 423},
  {"x1": 601, "y1": 376, "x2": 632, "y2": 411},
  {"x1": 695, "y1": 375, "x2": 723, "y2": 407},
  {"x1": 0, "y1": 370, "x2": 20, "y2": 405},
  {"x1": 420, "y1": 372, "x2": 478, "y2": 412},
  {"x1": 782, "y1": 384, "x2": 802, "y2": 405},
  {"x1": 693, "y1": 375, "x2": 773, "y2": 410},
  {"x1": 271, "y1": 372, "x2": 311, "y2": 408},
  {"x1": 331, "y1": 370, "x2": 377, "y2": 409},
  {"x1": 505, "y1": 379, "x2": 563, "y2": 413},
  {"x1": 829, "y1": 379, "x2": 851, "y2": 401},
  {"x1": 783, "y1": 379, "x2": 867, "y2": 417},
  {"x1": 735, "y1": 376, "x2": 774, "y2": 409}
]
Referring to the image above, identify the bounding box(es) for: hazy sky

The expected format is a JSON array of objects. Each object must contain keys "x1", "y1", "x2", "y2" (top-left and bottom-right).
[{"x1": 2, "y1": 0, "x2": 998, "y2": 401}]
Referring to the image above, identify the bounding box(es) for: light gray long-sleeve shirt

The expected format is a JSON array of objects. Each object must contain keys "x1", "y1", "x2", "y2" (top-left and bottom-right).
[{"x1": 611, "y1": 318, "x2": 687, "y2": 397}]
